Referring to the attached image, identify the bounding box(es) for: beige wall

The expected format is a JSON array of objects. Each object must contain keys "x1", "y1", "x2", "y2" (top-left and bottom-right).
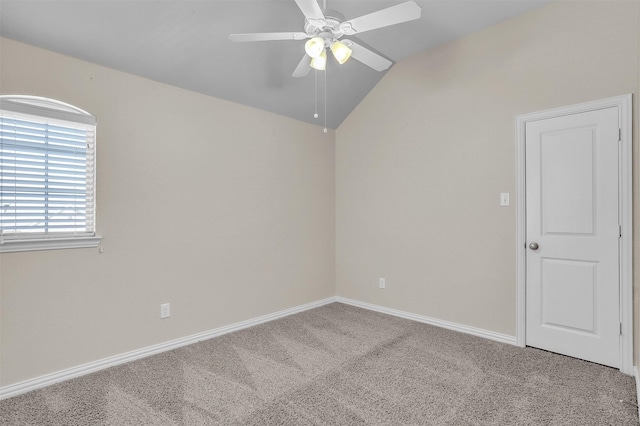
[
  {"x1": 336, "y1": 0, "x2": 639, "y2": 345},
  {"x1": 2, "y1": 0, "x2": 640, "y2": 390},
  {"x1": 0, "y1": 38, "x2": 336, "y2": 387}
]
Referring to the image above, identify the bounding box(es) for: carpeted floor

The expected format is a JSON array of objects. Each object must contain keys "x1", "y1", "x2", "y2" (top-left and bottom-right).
[{"x1": 1, "y1": 302, "x2": 638, "y2": 425}]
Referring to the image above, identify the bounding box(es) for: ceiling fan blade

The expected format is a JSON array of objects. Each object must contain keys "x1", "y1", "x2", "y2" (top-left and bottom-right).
[
  {"x1": 294, "y1": 0, "x2": 326, "y2": 26},
  {"x1": 292, "y1": 54, "x2": 312, "y2": 78},
  {"x1": 229, "y1": 32, "x2": 308, "y2": 42},
  {"x1": 340, "y1": 1, "x2": 421, "y2": 35},
  {"x1": 347, "y1": 41, "x2": 393, "y2": 72}
]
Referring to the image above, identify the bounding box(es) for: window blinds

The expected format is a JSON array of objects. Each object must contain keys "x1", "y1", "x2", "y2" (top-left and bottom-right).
[{"x1": 0, "y1": 100, "x2": 96, "y2": 241}]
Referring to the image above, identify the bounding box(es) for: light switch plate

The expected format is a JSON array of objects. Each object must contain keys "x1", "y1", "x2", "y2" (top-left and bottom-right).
[{"x1": 500, "y1": 193, "x2": 510, "y2": 207}]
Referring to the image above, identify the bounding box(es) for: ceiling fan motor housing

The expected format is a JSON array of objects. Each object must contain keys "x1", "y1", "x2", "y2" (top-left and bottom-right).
[{"x1": 304, "y1": 10, "x2": 346, "y2": 43}]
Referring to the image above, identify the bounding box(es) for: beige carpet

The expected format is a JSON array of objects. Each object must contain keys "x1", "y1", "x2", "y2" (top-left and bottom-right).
[{"x1": 1, "y1": 302, "x2": 638, "y2": 425}]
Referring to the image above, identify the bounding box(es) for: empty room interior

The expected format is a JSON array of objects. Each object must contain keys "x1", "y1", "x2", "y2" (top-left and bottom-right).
[{"x1": 1, "y1": 0, "x2": 640, "y2": 424}]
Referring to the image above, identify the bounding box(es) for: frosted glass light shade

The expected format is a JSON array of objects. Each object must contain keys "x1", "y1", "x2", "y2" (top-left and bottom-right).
[
  {"x1": 331, "y1": 41, "x2": 352, "y2": 64},
  {"x1": 310, "y1": 50, "x2": 327, "y2": 70},
  {"x1": 305, "y1": 37, "x2": 325, "y2": 58}
]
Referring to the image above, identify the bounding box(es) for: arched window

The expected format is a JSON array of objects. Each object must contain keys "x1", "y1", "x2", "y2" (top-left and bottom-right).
[{"x1": 0, "y1": 96, "x2": 100, "y2": 252}]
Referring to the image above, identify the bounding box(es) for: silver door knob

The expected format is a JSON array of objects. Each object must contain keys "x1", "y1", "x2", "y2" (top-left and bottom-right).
[{"x1": 529, "y1": 242, "x2": 539, "y2": 250}]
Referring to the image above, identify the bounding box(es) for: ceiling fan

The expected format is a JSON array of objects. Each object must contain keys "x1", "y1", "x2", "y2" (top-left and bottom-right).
[{"x1": 229, "y1": 0, "x2": 422, "y2": 77}]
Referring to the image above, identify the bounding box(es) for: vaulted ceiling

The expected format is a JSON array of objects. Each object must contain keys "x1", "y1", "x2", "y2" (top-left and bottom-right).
[{"x1": 0, "y1": 0, "x2": 551, "y2": 129}]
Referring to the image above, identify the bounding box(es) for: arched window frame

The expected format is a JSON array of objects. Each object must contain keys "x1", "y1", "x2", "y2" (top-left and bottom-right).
[{"x1": 0, "y1": 95, "x2": 101, "y2": 252}]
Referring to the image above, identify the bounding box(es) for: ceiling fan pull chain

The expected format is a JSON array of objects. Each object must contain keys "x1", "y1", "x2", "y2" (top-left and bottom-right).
[
  {"x1": 323, "y1": 65, "x2": 328, "y2": 134},
  {"x1": 314, "y1": 69, "x2": 318, "y2": 119}
]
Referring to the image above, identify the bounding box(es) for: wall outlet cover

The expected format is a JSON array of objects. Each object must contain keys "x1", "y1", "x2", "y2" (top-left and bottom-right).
[{"x1": 160, "y1": 303, "x2": 170, "y2": 319}]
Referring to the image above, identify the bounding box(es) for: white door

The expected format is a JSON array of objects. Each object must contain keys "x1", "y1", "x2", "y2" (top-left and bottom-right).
[{"x1": 525, "y1": 106, "x2": 620, "y2": 368}]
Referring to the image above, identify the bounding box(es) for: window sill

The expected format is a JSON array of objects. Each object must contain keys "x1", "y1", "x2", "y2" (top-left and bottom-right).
[{"x1": 0, "y1": 236, "x2": 102, "y2": 253}]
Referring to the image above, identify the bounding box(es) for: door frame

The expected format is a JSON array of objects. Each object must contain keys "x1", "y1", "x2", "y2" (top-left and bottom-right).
[{"x1": 515, "y1": 94, "x2": 633, "y2": 375}]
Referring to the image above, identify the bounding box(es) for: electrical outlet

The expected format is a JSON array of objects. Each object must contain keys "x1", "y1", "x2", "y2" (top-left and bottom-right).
[
  {"x1": 160, "y1": 303, "x2": 170, "y2": 319},
  {"x1": 379, "y1": 278, "x2": 386, "y2": 289},
  {"x1": 500, "y1": 192, "x2": 510, "y2": 206}
]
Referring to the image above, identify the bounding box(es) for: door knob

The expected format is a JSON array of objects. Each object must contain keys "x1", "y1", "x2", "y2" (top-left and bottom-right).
[{"x1": 529, "y1": 242, "x2": 539, "y2": 250}]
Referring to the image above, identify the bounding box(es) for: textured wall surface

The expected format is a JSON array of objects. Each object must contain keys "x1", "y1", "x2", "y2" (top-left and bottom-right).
[
  {"x1": 336, "y1": 1, "x2": 639, "y2": 345},
  {"x1": 0, "y1": 38, "x2": 336, "y2": 387},
  {"x1": 2, "y1": 0, "x2": 640, "y2": 390}
]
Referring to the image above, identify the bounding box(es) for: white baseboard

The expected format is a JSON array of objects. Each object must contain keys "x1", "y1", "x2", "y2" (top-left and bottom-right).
[
  {"x1": 336, "y1": 297, "x2": 517, "y2": 346},
  {"x1": 0, "y1": 297, "x2": 337, "y2": 400},
  {"x1": 1, "y1": 295, "x2": 519, "y2": 400}
]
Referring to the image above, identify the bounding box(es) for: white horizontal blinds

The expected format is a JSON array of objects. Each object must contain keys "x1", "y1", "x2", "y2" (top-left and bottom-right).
[{"x1": 0, "y1": 97, "x2": 96, "y2": 241}]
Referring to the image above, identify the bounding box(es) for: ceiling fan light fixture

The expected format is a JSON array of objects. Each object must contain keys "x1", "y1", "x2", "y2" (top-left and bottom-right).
[
  {"x1": 310, "y1": 49, "x2": 327, "y2": 70},
  {"x1": 330, "y1": 40, "x2": 352, "y2": 64},
  {"x1": 305, "y1": 37, "x2": 325, "y2": 58}
]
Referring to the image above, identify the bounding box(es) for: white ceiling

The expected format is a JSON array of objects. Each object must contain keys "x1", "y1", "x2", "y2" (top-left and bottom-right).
[{"x1": 0, "y1": 0, "x2": 552, "y2": 129}]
